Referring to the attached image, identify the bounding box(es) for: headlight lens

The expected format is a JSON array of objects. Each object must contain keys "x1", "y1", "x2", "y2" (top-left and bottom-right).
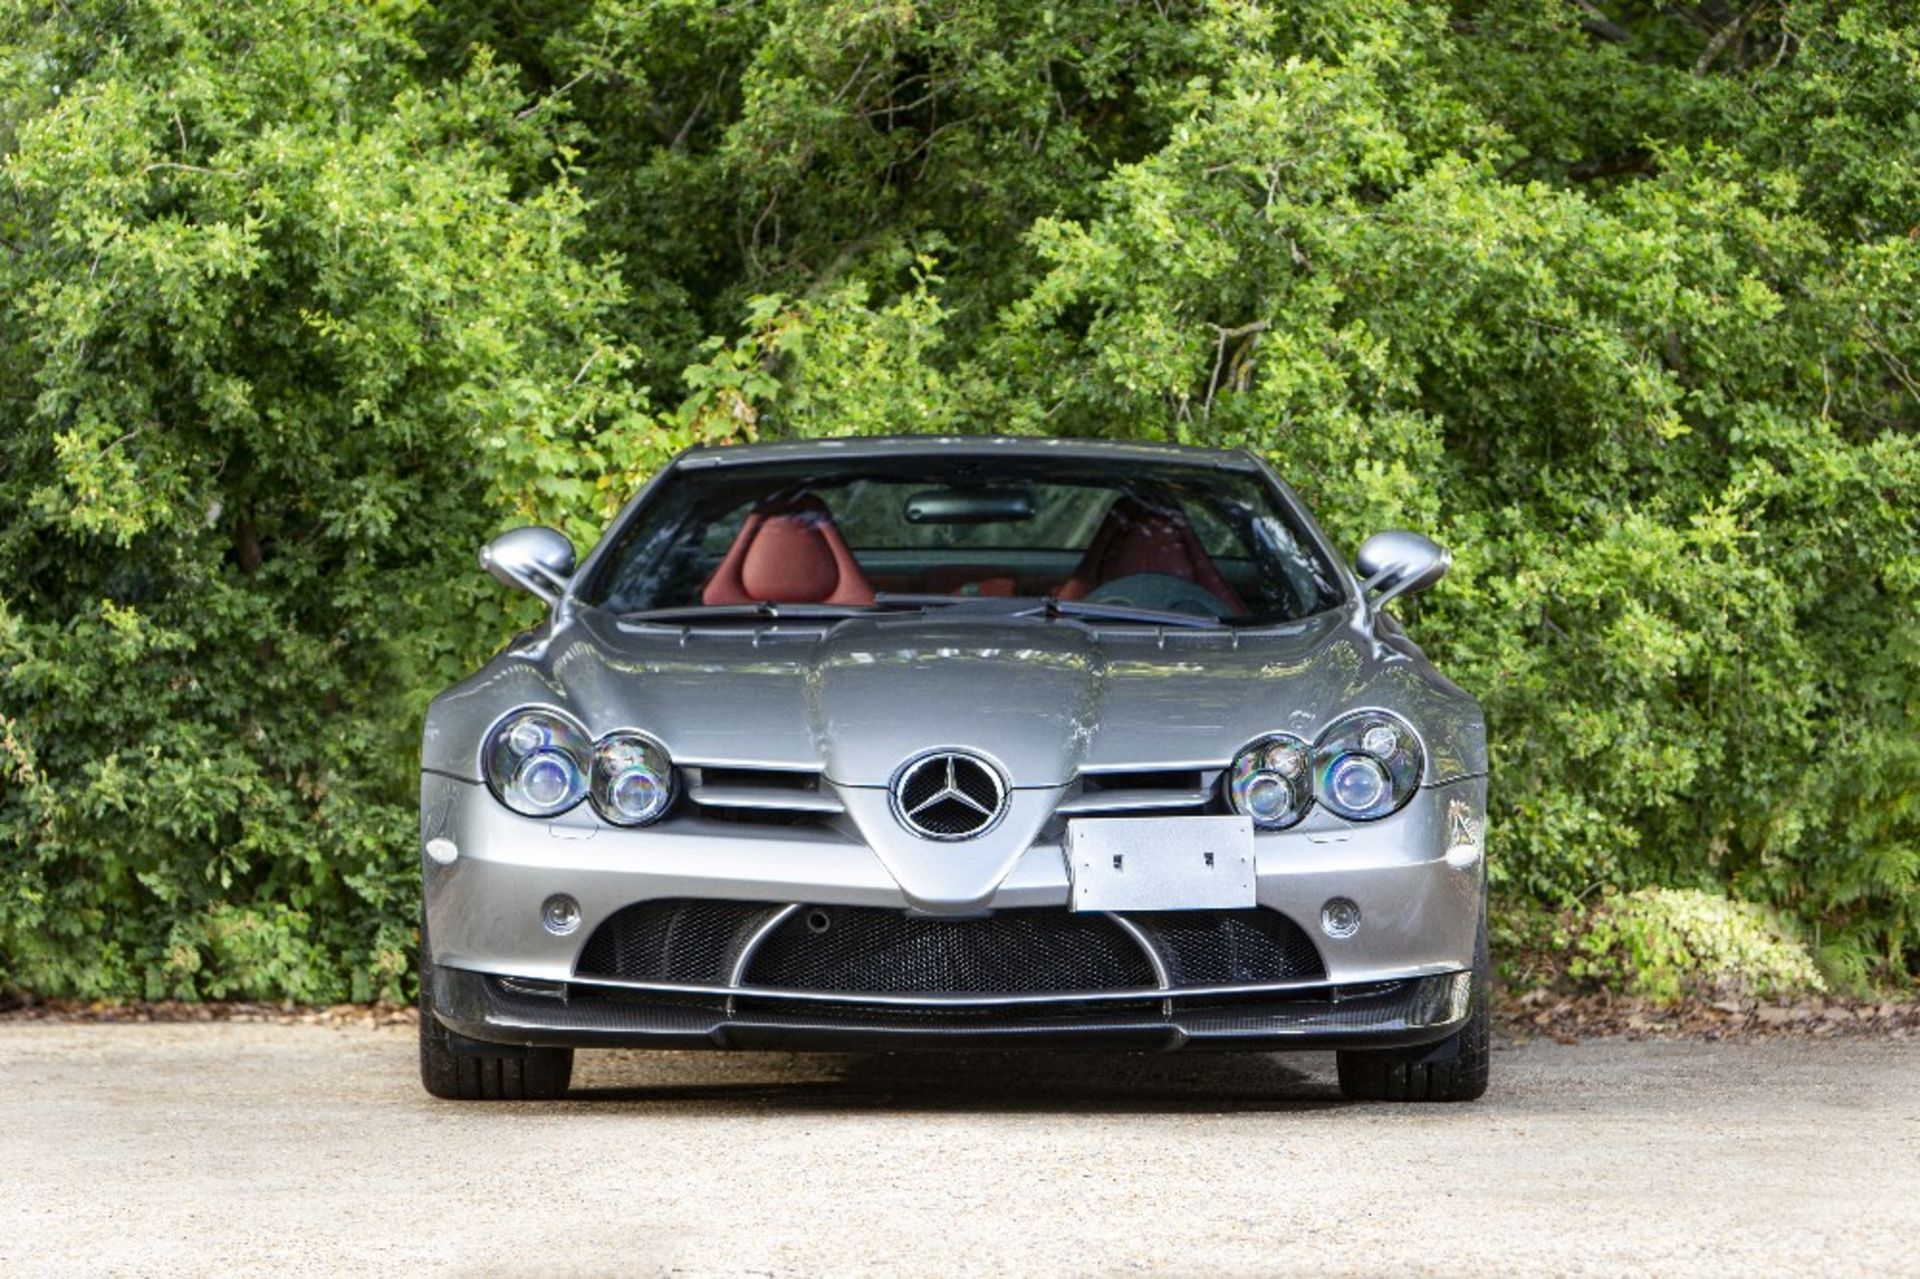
[
  {"x1": 1226, "y1": 735, "x2": 1312, "y2": 829},
  {"x1": 484, "y1": 710, "x2": 590, "y2": 817},
  {"x1": 1327, "y1": 753, "x2": 1389, "y2": 811},
  {"x1": 1314, "y1": 711, "x2": 1421, "y2": 820},
  {"x1": 590, "y1": 733, "x2": 675, "y2": 827}
]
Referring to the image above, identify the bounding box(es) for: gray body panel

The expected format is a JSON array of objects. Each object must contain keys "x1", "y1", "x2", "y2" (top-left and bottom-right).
[
  {"x1": 422, "y1": 771, "x2": 1485, "y2": 984},
  {"x1": 420, "y1": 436, "x2": 1489, "y2": 1049},
  {"x1": 423, "y1": 607, "x2": 1486, "y2": 786}
]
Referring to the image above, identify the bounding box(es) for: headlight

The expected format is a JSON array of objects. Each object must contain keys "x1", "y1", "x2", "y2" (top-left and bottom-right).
[
  {"x1": 590, "y1": 733, "x2": 676, "y2": 827},
  {"x1": 1313, "y1": 711, "x2": 1421, "y2": 820},
  {"x1": 1225, "y1": 735, "x2": 1312, "y2": 829},
  {"x1": 484, "y1": 709, "x2": 590, "y2": 817}
]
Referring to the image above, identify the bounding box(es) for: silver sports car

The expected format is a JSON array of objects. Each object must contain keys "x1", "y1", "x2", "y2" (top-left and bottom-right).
[{"x1": 418, "y1": 436, "x2": 1489, "y2": 1101}]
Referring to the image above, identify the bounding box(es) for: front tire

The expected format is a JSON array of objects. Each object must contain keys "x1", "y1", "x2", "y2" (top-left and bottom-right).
[
  {"x1": 418, "y1": 934, "x2": 573, "y2": 1101},
  {"x1": 1335, "y1": 912, "x2": 1490, "y2": 1103}
]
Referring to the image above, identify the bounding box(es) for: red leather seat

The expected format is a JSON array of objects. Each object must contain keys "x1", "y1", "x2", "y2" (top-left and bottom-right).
[
  {"x1": 701, "y1": 494, "x2": 875, "y2": 606},
  {"x1": 1057, "y1": 495, "x2": 1246, "y2": 612}
]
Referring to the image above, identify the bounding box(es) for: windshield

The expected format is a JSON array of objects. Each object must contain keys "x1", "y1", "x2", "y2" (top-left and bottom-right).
[{"x1": 579, "y1": 454, "x2": 1345, "y2": 624}]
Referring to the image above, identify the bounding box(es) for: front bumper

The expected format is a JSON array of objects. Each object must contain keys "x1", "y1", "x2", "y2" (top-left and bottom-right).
[
  {"x1": 422, "y1": 772, "x2": 1485, "y2": 1051},
  {"x1": 433, "y1": 963, "x2": 1475, "y2": 1053}
]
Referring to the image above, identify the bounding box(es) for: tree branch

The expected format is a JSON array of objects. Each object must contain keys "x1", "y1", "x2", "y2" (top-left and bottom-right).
[
  {"x1": 1694, "y1": 2, "x2": 1764, "y2": 76},
  {"x1": 1569, "y1": 0, "x2": 1631, "y2": 44},
  {"x1": 515, "y1": 69, "x2": 590, "y2": 121},
  {"x1": 1204, "y1": 320, "x2": 1269, "y2": 417}
]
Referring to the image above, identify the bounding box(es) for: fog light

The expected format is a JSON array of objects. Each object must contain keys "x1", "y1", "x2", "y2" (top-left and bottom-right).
[
  {"x1": 541, "y1": 894, "x2": 581, "y2": 936},
  {"x1": 1320, "y1": 897, "x2": 1361, "y2": 939}
]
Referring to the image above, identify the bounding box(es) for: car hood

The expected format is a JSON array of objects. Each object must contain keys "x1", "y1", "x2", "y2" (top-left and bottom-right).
[{"x1": 425, "y1": 608, "x2": 1484, "y2": 788}]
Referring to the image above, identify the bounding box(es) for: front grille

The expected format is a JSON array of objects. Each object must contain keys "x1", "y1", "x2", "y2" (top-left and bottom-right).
[
  {"x1": 573, "y1": 899, "x2": 782, "y2": 984},
  {"x1": 1056, "y1": 767, "x2": 1219, "y2": 817},
  {"x1": 1081, "y1": 769, "x2": 1209, "y2": 793},
  {"x1": 573, "y1": 898, "x2": 1324, "y2": 999},
  {"x1": 696, "y1": 766, "x2": 818, "y2": 790},
  {"x1": 694, "y1": 805, "x2": 824, "y2": 828},
  {"x1": 683, "y1": 765, "x2": 843, "y2": 825},
  {"x1": 743, "y1": 906, "x2": 1157, "y2": 994},
  {"x1": 1132, "y1": 910, "x2": 1325, "y2": 985}
]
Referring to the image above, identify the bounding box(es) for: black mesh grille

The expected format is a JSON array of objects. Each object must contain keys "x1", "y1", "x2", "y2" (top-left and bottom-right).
[
  {"x1": 744, "y1": 907, "x2": 1157, "y2": 994},
  {"x1": 573, "y1": 899, "x2": 1323, "y2": 998},
  {"x1": 1081, "y1": 769, "x2": 1207, "y2": 792},
  {"x1": 574, "y1": 899, "x2": 782, "y2": 984},
  {"x1": 697, "y1": 767, "x2": 819, "y2": 790},
  {"x1": 1132, "y1": 910, "x2": 1325, "y2": 985}
]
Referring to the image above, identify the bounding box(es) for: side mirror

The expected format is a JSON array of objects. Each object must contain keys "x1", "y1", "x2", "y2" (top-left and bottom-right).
[
  {"x1": 480, "y1": 526, "x2": 576, "y2": 606},
  {"x1": 1355, "y1": 530, "x2": 1449, "y2": 606}
]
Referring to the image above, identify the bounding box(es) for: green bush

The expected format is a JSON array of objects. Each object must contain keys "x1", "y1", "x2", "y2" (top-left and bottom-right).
[
  {"x1": 1569, "y1": 889, "x2": 1825, "y2": 1004},
  {"x1": 2, "y1": 0, "x2": 1915, "y2": 999},
  {"x1": 0, "y1": 0, "x2": 673, "y2": 999}
]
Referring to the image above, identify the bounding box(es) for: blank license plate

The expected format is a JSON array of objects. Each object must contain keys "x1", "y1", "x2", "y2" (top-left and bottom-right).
[{"x1": 1066, "y1": 815, "x2": 1256, "y2": 913}]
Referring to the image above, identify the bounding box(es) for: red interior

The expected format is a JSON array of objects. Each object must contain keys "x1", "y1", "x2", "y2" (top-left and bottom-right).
[
  {"x1": 914, "y1": 566, "x2": 1017, "y2": 597},
  {"x1": 1056, "y1": 496, "x2": 1246, "y2": 613},
  {"x1": 701, "y1": 494, "x2": 876, "y2": 606},
  {"x1": 701, "y1": 492, "x2": 1239, "y2": 607}
]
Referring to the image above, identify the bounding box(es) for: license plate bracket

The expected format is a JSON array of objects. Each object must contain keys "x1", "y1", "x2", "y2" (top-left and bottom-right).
[{"x1": 1066, "y1": 815, "x2": 1257, "y2": 913}]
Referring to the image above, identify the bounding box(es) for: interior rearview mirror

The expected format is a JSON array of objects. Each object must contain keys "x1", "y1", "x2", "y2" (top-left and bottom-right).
[
  {"x1": 1355, "y1": 530, "x2": 1449, "y2": 606},
  {"x1": 903, "y1": 486, "x2": 1037, "y2": 525},
  {"x1": 480, "y1": 526, "x2": 576, "y2": 606}
]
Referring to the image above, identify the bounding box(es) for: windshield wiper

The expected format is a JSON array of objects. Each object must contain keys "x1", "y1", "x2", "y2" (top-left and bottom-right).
[
  {"x1": 616, "y1": 598, "x2": 939, "y2": 625},
  {"x1": 617, "y1": 602, "x2": 862, "y2": 624},
  {"x1": 869, "y1": 593, "x2": 970, "y2": 609},
  {"x1": 620, "y1": 596, "x2": 1223, "y2": 629},
  {"x1": 1035, "y1": 597, "x2": 1226, "y2": 630}
]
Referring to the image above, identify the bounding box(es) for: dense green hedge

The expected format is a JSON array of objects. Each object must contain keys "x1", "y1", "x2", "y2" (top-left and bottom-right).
[{"x1": 2, "y1": 0, "x2": 1914, "y2": 1000}]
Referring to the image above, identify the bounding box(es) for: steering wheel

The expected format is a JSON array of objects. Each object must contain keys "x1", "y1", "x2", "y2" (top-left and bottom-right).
[{"x1": 1083, "y1": 572, "x2": 1230, "y2": 619}]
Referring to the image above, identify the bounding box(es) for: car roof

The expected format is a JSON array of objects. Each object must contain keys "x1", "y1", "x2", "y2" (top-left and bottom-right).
[{"x1": 671, "y1": 434, "x2": 1260, "y2": 471}]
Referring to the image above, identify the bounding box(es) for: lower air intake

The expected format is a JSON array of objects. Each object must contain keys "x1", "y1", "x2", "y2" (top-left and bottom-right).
[
  {"x1": 743, "y1": 907, "x2": 1158, "y2": 994},
  {"x1": 573, "y1": 899, "x2": 781, "y2": 985},
  {"x1": 572, "y1": 899, "x2": 1325, "y2": 997},
  {"x1": 1132, "y1": 909, "x2": 1326, "y2": 985}
]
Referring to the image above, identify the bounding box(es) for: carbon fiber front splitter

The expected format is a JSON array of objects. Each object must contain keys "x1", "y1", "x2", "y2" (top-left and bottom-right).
[{"x1": 430, "y1": 964, "x2": 1473, "y2": 1054}]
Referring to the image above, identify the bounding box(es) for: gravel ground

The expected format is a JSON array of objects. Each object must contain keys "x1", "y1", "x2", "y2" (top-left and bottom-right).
[{"x1": 2, "y1": 1024, "x2": 1916, "y2": 1277}]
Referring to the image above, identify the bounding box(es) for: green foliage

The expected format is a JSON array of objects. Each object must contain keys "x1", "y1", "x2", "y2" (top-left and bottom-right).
[
  {"x1": 2, "y1": 0, "x2": 1915, "y2": 998},
  {"x1": 0, "y1": 0, "x2": 680, "y2": 999},
  {"x1": 1569, "y1": 888, "x2": 1825, "y2": 1004}
]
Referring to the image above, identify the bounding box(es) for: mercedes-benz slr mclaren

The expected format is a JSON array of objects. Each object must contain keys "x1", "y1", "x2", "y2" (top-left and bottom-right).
[{"x1": 418, "y1": 436, "x2": 1489, "y2": 1101}]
